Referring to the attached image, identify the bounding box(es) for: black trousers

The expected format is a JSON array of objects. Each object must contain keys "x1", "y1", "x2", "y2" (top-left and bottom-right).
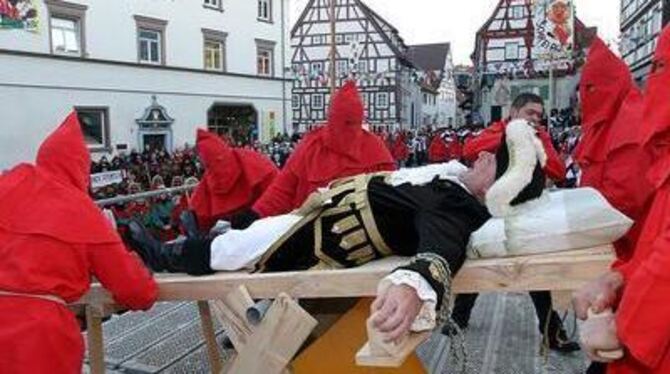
[{"x1": 452, "y1": 291, "x2": 563, "y2": 335}]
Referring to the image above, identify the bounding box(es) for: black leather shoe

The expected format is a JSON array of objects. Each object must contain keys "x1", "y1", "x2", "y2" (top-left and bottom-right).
[
  {"x1": 127, "y1": 220, "x2": 165, "y2": 271},
  {"x1": 128, "y1": 220, "x2": 189, "y2": 273},
  {"x1": 179, "y1": 210, "x2": 200, "y2": 238},
  {"x1": 546, "y1": 327, "x2": 580, "y2": 353}
]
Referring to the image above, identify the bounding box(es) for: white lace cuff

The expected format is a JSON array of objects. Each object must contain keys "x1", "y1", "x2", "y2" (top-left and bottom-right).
[{"x1": 377, "y1": 270, "x2": 438, "y2": 332}]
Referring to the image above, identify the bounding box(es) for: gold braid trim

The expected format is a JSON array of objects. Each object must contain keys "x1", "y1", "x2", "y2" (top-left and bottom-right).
[{"x1": 412, "y1": 252, "x2": 467, "y2": 374}]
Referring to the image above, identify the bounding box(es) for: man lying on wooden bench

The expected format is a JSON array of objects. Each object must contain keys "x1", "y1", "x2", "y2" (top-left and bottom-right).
[{"x1": 126, "y1": 120, "x2": 556, "y2": 344}]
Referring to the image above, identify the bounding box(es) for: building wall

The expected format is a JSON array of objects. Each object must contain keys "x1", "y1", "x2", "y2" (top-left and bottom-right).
[
  {"x1": 0, "y1": 0, "x2": 292, "y2": 168},
  {"x1": 0, "y1": 0, "x2": 288, "y2": 76},
  {"x1": 478, "y1": 76, "x2": 578, "y2": 124},
  {"x1": 620, "y1": 0, "x2": 669, "y2": 84},
  {"x1": 0, "y1": 53, "x2": 287, "y2": 169}
]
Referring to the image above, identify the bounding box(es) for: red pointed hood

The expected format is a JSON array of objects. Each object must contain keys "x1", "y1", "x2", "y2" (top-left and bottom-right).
[
  {"x1": 576, "y1": 37, "x2": 634, "y2": 164},
  {"x1": 643, "y1": 26, "x2": 670, "y2": 187},
  {"x1": 0, "y1": 112, "x2": 119, "y2": 244},
  {"x1": 195, "y1": 129, "x2": 241, "y2": 193},
  {"x1": 579, "y1": 38, "x2": 632, "y2": 131},
  {"x1": 190, "y1": 129, "x2": 277, "y2": 227},
  {"x1": 35, "y1": 111, "x2": 91, "y2": 192},
  {"x1": 325, "y1": 81, "x2": 365, "y2": 156}
]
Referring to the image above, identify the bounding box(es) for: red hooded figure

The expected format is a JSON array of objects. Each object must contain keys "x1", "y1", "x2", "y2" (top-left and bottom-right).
[
  {"x1": 608, "y1": 26, "x2": 670, "y2": 374},
  {"x1": 574, "y1": 37, "x2": 655, "y2": 263},
  {"x1": 252, "y1": 81, "x2": 396, "y2": 217},
  {"x1": 190, "y1": 129, "x2": 278, "y2": 230},
  {"x1": 0, "y1": 112, "x2": 157, "y2": 373},
  {"x1": 428, "y1": 133, "x2": 449, "y2": 163},
  {"x1": 574, "y1": 37, "x2": 635, "y2": 189},
  {"x1": 462, "y1": 120, "x2": 566, "y2": 182},
  {"x1": 391, "y1": 131, "x2": 410, "y2": 162}
]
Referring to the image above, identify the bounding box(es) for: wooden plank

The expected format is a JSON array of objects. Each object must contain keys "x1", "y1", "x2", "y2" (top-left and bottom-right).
[
  {"x1": 227, "y1": 294, "x2": 318, "y2": 374},
  {"x1": 355, "y1": 313, "x2": 431, "y2": 367},
  {"x1": 197, "y1": 301, "x2": 223, "y2": 374},
  {"x1": 86, "y1": 306, "x2": 106, "y2": 374},
  {"x1": 209, "y1": 285, "x2": 256, "y2": 350},
  {"x1": 76, "y1": 246, "x2": 614, "y2": 306}
]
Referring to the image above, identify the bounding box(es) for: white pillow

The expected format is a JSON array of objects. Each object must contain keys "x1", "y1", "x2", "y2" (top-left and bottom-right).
[{"x1": 467, "y1": 188, "x2": 633, "y2": 259}]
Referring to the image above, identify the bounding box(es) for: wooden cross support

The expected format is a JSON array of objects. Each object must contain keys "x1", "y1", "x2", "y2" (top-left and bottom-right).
[{"x1": 74, "y1": 246, "x2": 614, "y2": 373}]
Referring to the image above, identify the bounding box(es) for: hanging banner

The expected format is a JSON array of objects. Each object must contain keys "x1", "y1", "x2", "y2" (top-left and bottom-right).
[
  {"x1": 91, "y1": 170, "x2": 125, "y2": 189},
  {"x1": 532, "y1": 0, "x2": 575, "y2": 59},
  {"x1": 0, "y1": 0, "x2": 39, "y2": 32}
]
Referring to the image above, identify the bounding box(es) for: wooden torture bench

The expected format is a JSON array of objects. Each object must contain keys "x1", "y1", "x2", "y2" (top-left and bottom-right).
[{"x1": 75, "y1": 245, "x2": 614, "y2": 374}]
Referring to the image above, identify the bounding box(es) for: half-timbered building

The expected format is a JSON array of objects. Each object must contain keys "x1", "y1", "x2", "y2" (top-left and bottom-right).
[
  {"x1": 290, "y1": 0, "x2": 455, "y2": 132},
  {"x1": 471, "y1": 0, "x2": 596, "y2": 124}
]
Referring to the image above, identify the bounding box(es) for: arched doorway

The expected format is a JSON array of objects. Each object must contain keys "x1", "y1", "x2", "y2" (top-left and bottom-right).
[{"x1": 207, "y1": 103, "x2": 258, "y2": 146}]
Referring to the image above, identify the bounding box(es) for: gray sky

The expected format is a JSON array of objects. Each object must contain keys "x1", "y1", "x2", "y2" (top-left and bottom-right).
[{"x1": 289, "y1": 0, "x2": 620, "y2": 65}]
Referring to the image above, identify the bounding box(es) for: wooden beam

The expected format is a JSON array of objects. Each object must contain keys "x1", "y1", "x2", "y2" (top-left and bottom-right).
[
  {"x1": 197, "y1": 301, "x2": 223, "y2": 374},
  {"x1": 226, "y1": 294, "x2": 317, "y2": 374},
  {"x1": 86, "y1": 306, "x2": 106, "y2": 374},
  {"x1": 76, "y1": 246, "x2": 614, "y2": 306},
  {"x1": 209, "y1": 285, "x2": 256, "y2": 350}
]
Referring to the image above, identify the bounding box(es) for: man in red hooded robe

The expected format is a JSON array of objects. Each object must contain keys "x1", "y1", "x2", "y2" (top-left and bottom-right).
[
  {"x1": 244, "y1": 81, "x2": 395, "y2": 222},
  {"x1": 189, "y1": 129, "x2": 278, "y2": 232},
  {"x1": 574, "y1": 26, "x2": 670, "y2": 374},
  {"x1": 391, "y1": 131, "x2": 410, "y2": 166},
  {"x1": 0, "y1": 112, "x2": 158, "y2": 373},
  {"x1": 574, "y1": 37, "x2": 655, "y2": 264},
  {"x1": 463, "y1": 93, "x2": 566, "y2": 182},
  {"x1": 428, "y1": 131, "x2": 449, "y2": 163}
]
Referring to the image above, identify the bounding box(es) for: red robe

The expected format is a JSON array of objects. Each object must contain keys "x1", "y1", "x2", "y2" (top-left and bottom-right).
[
  {"x1": 0, "y1": 112, "x2": 157, "y2": 374},
  {"x1": 462, "y1": 120, "x2": 566, "y2": 181},
  {"x1": 252, "y1": 81, "x2": 396, "y2": 217},
  {"x1": 446, "y1": 136, "x2": 463, "y2": 161},
  {"x1": 428, "y1": 134, "x2": 449, "y2": 163},
  {"x1": 575, "y1": 37, "x2": 635, "y2": 191},
  {"x1": 609, "y1": 26, "x2": 670, "y2": 374},
  {"x1": 190, "y1": 129, "x2": 278, "y2": 230},
  {"x1": 574, "y1": 37, "x2": 655, "y2": 263},
  {"x1": 391, "y1": 133, "x2": 410, "y2": 162}
]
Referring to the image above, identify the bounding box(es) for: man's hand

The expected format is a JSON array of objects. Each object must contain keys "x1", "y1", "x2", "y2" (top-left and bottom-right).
[
  {"x1": 371, "y1": 284, "x2": 422, "y2": 343},
  {"x1": 579, "y1": 310, "x2": 623, "y2": 363},
  {"x1": 573, "y1": 271, "x2": 624, "y2": 320}
]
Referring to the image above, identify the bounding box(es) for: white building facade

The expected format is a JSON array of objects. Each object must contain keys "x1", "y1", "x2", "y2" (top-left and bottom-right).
[
  {"x1": 620, "y1": 0, "x2": 669, "y2": 85},
  {"x1": 290, "y1": 0, "x2": 453, "y2": 132},
  {"x1": 0, "y1": 0, "x2": 291, "y2": 169}
]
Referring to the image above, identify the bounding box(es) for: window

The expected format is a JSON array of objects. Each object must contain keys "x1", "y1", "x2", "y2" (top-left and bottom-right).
[
  {"x1": 134, "y1": 15, "x2": 167, "y2": 65},
  {"x1": 258, "y1": 0, "x2": 272, "y2": 22},
  {"x1": 312, "y1": 94, "x2": 324, "y2": 109},
  {"x1": 202, "y1": 28, "x2": 227, "y2": 71},
  {"x1": 51, "y1": 18, "x2": 80, "y2": 55},
  {"x1": 377, "y1": 92, "x2": 389, "y2": 108},
  {"x1": 45, "y1": 0, "x2": 87, "y2": 56},
  {"x1": 505, "y1": 42, "x2": 519, "y2": 60},
  {"x1": 203, "y1": 0, "x2": 223, "y2": 11},
  {"x1": 337, "y1": 60, "x2": 348, "y2": 75},
  {"x1": 292, "y1": 94, "x2": 300, "y2": 109},
  {"x1": 204, "y1": 40, "x2": 223, "y2": 71},
  {"x1": 76, "y1": 107, "x2": 110, "y2": 151},
  {"x1": 310, "y1": 62, "x2": 323, "y2": 74},
  {"x1": 357, "y1": 60, "x2": 368, "y2": 73},
  {"x1": 139, "y1": 29, "x2": 161, "y2": 64},
  {"x1": 256, "y1": 39, "x2": 276, "y2": 76}
]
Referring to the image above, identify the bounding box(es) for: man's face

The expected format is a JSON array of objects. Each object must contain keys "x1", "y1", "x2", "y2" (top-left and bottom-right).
[
  {"x1": 510, "y1": 102, "x2": 544, "y2": 127},
  {"x1": 465, "y1": 152, "x2": 497, "y2": 197}
]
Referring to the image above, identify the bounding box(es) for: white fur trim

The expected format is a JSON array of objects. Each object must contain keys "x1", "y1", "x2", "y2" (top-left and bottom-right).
[{"x1": 485, "y1": 120, "x2": 544, "y2": 217}]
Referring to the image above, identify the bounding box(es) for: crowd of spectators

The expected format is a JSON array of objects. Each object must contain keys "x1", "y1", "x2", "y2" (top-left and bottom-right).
[{"x1": 90, "y1": 113, "x2": 582, "y2": 240}]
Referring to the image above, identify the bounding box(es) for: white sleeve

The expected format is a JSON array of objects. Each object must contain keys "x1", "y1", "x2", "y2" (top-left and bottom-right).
[{"x1": 377, "y1": 270, "x2": 437, "y2": 332}]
